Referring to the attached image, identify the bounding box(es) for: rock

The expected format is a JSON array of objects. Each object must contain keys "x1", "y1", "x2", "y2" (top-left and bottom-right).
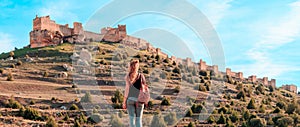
[{"x1": 79, "y1": 48, "x2": 92, "y2": 62}]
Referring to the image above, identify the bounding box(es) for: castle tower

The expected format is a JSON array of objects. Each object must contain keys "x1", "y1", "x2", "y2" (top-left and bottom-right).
[
  {"x1": 73, "y1": 22, "x2": 83, "y2": 35},
  {"x1": 263, "y1": 77, "x2": 268, "y2": 86},
  {"x1": 118, "y1": 25, "x2": 127, "y2": 39},
  {"x1": 226, "y1": 68, "x2": 231, "y2": 76},
  {"x1": 199, "y1": 59, "x2": 207, "y2": 71},
  {"x1": 236, "y1": 72, "x2": 243, "y2": 80}
]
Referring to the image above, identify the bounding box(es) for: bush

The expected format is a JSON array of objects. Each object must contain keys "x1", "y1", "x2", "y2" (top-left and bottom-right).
[
  {"x1": 207, "y1": 115, "x2": 215, "y2": 124},
  {"x1": 161, "y1": 97, "x2": 171, "y2": 106},
  {"x1": 186, "y1": 108, "x2": 193, "y2": 117},
  {"x1": 151, "y1": 114, "x2": 167, "y2": 127},
  {"x1": 277, "y1": 117, "x2": 294, "y2": 127},
  {"x1": 74, "y1": 119, "x2": 81, "y2": 127},
  {"x1": 143, "y1": 69, "x2": 149, "y2": 74},
  {"x1": 43, "y1": 71, "x2": 49, "y2": 77},
  {"x1": 191, "y1": 104, "x2": 203, "y2": 113},
  {"x1": 285, "y1": 102, "x2": 297, "y2": 114},
  {"x1": 199, "y1": 70, "x2": 208, "y2": 76},
  {"x1": 172, "y1": 67, "x2": 180, "y2": 74},
  {"x1": 174, "y1": 86, "x2": 180, "y2": 93},
  {"x1": 230, "y1": 111, "x2": 238, "y2": 123},
  {"x1": 148, "y1": 100, "x2": 154, "y2": 109},
  {"x1": 237, "y1": 90, "x2": 246, "y2": 100},
  {"x1": 63, "y1": 114, "x2": 70, "y2": 121},
  {"x1": 7, "y1": 72, "x2": 14, "y2": 81},
  {"x1": 259, "y1": 104, "x2": 266, "y2": 113},
  {"x1": 23, "y1": 107, "x2": 41, "y2": 120},
  {"x1": 111, "y1": 89, "x2": 124, "y2": 104},
  {"x1": 29, "y1": 100, "x2": 35, "y2": 105},
  {"x1": 81, "y1": 92, "x2": 92, "y2": 103},
  {"x1": 6, "y1": 97, "x2": 22, "y2": 109},
  {"x1": 164, "y1": 112, "x2": 177, "y2": 125},
  {"x1": 276, "y1": 101, "x2": 287, "y2": 109},
  {"x1": 247, "y1": 98, "x2": 256, "y2": 109},
  {"x1": 217, "y1": 113, "x2": 226, "y2": 124},
  {"x1": 198, "y1": 84, "x2": 207, "y2": 92},
  {"x1": 88, "y1": 113, "x2": 104, "y2": 124},
  {"x1": 16, "y1": 61, "x2": 22, "y2": 66},
  {"x1": 111, "y1": 114, "x2": 124, "y2": 127},
  {"x1": 10, "y1": 64, "x2": 15, "y2": 68},
  {"x1": 187, "y1": 122, "x2": 195, "y2": 127},
  {"x1": 0, "y1": 68, "x2": 4, "y2": 74},
  {"x1": 273, "y1": 107, "x2": 281, "y2": 113},
  {"x1": 69, "y1": 104, "x2": 79, "y2": 110},
  {"x1": 248, "y1": 118, "x2": 266, "y2": 127},
  {"x1": 46, "y1": 116, "x2": 57, "y2": 127}
]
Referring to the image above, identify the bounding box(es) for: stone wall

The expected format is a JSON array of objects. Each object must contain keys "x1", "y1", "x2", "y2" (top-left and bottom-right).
[{"x1": 282, "y1": 84, "x2": 297, "y2": 93}]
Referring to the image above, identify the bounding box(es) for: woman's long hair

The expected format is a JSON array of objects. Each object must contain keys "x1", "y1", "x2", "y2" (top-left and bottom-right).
[{"x1": 127, "y1": 59, "x2": 139, "y2": 84}]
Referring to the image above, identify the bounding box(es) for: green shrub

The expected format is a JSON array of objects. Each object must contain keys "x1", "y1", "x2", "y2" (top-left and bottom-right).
[
  {"x1": 172, "y1": 67, "x2": 180, "y2": 74},
  {"x1": 81, "y1": 92, "x2": 92, "y2": 103},
  {"x1": 164, "y1": 112, "x2": 177, "y2": 125},
  {"x1": 0, "y1": 68, "x2": 4, "y2": 74},
  {"x1": 6, "y1": 97, "x2": 22, "y2": 109},
  {"x1": 174, "y1": 86, "x2": 180, "y2": 93},
  {"x1": 46, "y1": 116, "x2": 57, "y2": 127},
  {"x1": 191, "y1": 104, "x2": 203, "y2": 113},
  {"x1": 236, "y1": 90, "x2": 246, "y2": 100},
  {"x1": 259, "y1": 104, "x2": 266, "y2": 113},
  {"x1": 111, "y1": 114, "x2": 124, "y2": 127},
  {"x1": 230, "y1": 111, "x2": 238, "y2": 123},
  {"x1": 276, "y1": 101, "x2": 287, "y2": 109},
  {"x1": 187, "y1": 122, "x2": 195, "y2": 127},
  {"x1": 248, "y1": 118, "x2": 266, "y2": 127},
  {"x1": 63, "y1": 114, "x2": 70, "y2": 121},
  {"x1": 277, "y1": 117, "x2": 294, "y2": 127},
  {"x1": 273, "y1": 107, "x2": 281, "y2": 113},
  {"x1": 186, "y1": 108, "x2": 193, "y2": 117},
  {"x1": 207, "y1": 115, "x2": 215, "y2": 124},
  {"x1": 285, "y1": 102, "x2": 297, "y2": 114},
  {"x1": 198, "y1": 84, "x2": 207, "y2": 92},
  {"x1": 43, "y1": 71, "x2": 49, "y2": 77},
  {"x1": 7, "y1": 72, "x2": 14, "y2": 81},
  {"x1": 161, "y1": 97, "x2": 171, "y2": 106},
  {"x1": 73, "y1": 119, "x2": 81, "y2": 127},
  {"x1": 16, "y1": 61, "x2": 22, "y2": 66},
  {"x1": 10, "y1": 64, "x2": 15, "y2": 68},
  {"x1": 111, "y1": 89, "x2": 124, "y2": 104},
  {"x1": 148, "y1": 100, "x2": 154, "y2": 109},
  {"x1": 150, "y1": 114, "x2": 167, "y2": 127},
  {"x1": 29, "y1": 100, "x2": 35, "y2": 105},
  {"x1": 88, "y1": 113, "x2": 104, "y2": 124},
  {"x1": 23, "y1": 107, "x2": 41, "y2": 120},
  {"x1": 69, "y1": 104, "x2": 79, "y2": 110},
  {"x1": 217, "y1": 113, "x2": 226, "y2": 124},
  {"x1": 247, "y1": 98, "x2": 256, "y2": 109}
]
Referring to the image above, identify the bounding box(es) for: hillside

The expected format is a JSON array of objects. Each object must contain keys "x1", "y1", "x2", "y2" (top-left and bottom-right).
[{"x1": 0, "y1": 42, "x2": 299, "y2": 127}]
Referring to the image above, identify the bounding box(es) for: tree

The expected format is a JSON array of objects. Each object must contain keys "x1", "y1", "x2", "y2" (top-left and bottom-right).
[
  {"x1": 248, "y1": 118, "x2": 266, "y2": 127},
  {"x1": 247, "y1": 98, "x2": 256, "y2": 109},
  {"x1": 217, "y1": 113, "x2": 226, "y2": 124}
]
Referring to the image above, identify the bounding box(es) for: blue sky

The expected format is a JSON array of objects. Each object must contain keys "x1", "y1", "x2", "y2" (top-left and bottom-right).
[{"x1": 1, "y1": 0, "x2": 300, "y2": 90}]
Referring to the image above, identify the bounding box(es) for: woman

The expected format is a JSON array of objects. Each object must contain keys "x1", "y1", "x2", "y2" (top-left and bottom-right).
[{"x1": 123, "y1": 59, "x2": 146, "y2": 127}]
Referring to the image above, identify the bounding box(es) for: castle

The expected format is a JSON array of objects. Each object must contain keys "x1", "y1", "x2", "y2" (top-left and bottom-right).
[
  {"x1": 29, "y1": 15, "x2": 168, "y2": 58},
  {"x1": 29, "y1": 15, "x2": 299, "y2": 92}
]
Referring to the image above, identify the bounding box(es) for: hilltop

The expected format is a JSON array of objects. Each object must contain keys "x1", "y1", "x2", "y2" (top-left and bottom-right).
[{"x1": 0, "y1": 41, "x2": 299, "y2": 127}]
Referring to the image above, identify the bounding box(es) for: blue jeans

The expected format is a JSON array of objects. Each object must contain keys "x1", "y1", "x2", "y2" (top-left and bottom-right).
[{"x1": 127, "y1": 97, "x2": 144, "y2": 127}]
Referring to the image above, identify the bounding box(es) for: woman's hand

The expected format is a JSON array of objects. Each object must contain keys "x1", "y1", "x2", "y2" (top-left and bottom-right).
[{"x1": 122, "y1": 102, "x2": 127, "y2": 109}]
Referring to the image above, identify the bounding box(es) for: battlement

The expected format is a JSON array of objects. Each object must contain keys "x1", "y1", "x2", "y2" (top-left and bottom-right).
[{"x1": 282, "y1": 84, "x2": 297, "y2": 93}]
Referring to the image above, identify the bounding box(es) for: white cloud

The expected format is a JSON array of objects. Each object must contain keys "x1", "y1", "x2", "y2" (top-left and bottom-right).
[
  {"x1": 0, "y1": 32, "x2": 14, "y2": 53},
  {"x1": 38, "y1": 1, "x2": 79, "y2": 26},
  {"x1": 187, "y1": 0, "x2": 233, "y2": 27},
  {"x1": 238, "y1": 0, "x2": 300, "y2": 78}
]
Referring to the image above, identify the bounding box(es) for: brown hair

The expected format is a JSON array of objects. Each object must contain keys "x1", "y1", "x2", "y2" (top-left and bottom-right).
[{"x1": 127, "y1": 59, "x2": 139, "y2": 84}]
